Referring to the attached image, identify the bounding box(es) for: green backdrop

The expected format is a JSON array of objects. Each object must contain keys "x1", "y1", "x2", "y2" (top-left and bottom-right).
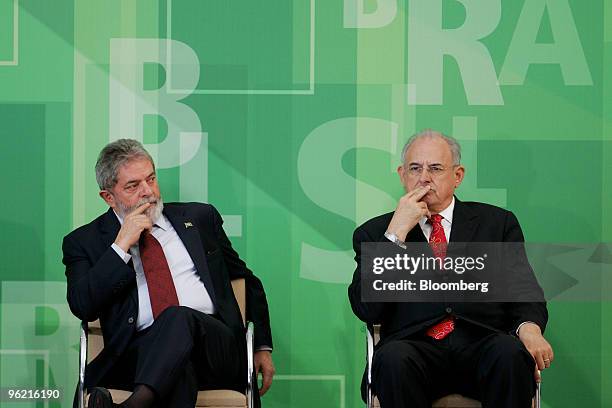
[{"x1": 0, "y1": 0, "x2": 610, "y2": 407}]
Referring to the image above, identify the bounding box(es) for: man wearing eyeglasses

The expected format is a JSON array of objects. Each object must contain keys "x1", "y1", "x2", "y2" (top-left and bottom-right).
[{"x1": 348, "y1": 130, "x2": 553, "y2": 408}]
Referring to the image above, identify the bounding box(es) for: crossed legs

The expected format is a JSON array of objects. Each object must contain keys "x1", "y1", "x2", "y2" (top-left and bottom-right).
[{"x1": 98, "y1": 306, "x2": 243, "y2": 408}]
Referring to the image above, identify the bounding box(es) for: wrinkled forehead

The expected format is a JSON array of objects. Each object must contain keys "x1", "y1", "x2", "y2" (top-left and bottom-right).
[
  {"x1": 116, "y1": 157, "x2": 155, "y2": 182},
  {"x1": 404, "y1": 137, "x2": 453, "y2": 165}
]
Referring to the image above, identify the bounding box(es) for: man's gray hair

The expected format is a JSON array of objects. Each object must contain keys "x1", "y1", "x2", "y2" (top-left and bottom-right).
[
  {"x1": 400, "y1": 129, "x2": 461, "y2": 166},
  {"x1": 95, "y1": 139, "x2": 154, "y2": 190}
]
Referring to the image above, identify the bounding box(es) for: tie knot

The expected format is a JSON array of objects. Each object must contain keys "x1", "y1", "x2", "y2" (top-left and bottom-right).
[
  {"x1": 429, "y1": 214, "x2": 443, "y2": 225},
  {"x1": 139, "y1": 230, "x2": 154, "y2": 245}
]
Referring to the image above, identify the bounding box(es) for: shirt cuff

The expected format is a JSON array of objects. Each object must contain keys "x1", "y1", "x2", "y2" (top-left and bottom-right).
[
  {"x1": 515, "y1": 321, "x2": 538, "y2": 337},
  {"x1": 111, "y1": 243, "x2": 132, "y2": 264},
  {"x1": 256, "y1": 346, "x2": 273, "y2": 352},
  {"x1": 384, "y1": 232, "x2": 407, "y2": 249}
]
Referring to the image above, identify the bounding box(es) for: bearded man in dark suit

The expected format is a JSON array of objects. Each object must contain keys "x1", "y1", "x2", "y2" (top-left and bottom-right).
[
  {"x1": 63, "y1": 139, "x2": 274, "y2": 408},
  {"x1": 348, "y1": 130, "x2": 553, "y2": 408}
]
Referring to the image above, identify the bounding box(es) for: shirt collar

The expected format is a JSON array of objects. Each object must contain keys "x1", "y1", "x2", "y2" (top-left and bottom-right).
[
  {"x1": 112, "y1": 209, "x2": 169, "y2": 231},
  {"x1": 419, "y1": 196, "x2": 455, "y2": 228}
]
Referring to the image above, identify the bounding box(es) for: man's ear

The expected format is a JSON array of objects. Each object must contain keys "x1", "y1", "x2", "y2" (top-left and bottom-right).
[
  {"x1": 454, "y1": 165, "x2": 465, "y2": 188},
  {"x1": 397, "y1": 164, "x2": 406, "y2": 185},
  {"x1": 99, "y1": 190, "x2": 115, "y2": 208}
]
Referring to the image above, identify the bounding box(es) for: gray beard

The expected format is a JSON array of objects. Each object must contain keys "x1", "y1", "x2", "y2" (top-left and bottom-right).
[{"x1": 116, "y1": 196, "x2": 164, "y2": 224}]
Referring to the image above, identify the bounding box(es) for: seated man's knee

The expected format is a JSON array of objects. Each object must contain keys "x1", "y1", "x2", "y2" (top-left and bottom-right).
[
  {"x1": 484, "y1": 334, "x2": 534, "y2": 370},
  {"x1": 154, "y1": 306, "x2": 194, "y2": 325},
  {"x1": 373, "y1": 340, "x2": 424, "y2": 379}
]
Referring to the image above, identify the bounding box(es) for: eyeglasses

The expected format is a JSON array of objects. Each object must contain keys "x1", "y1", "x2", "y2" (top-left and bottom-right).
[{"x1": 405, "y1": 164, "x2": 455, "y2": 177}]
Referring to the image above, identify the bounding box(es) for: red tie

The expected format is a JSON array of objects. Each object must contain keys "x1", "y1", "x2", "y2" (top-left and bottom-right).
[
  {"x1": 426, "y1": 317, "x2": 455, "y2": 340},
  {"x1": 428, "y1": 214, "x2": 447, "y2": 259},
  {"x1": 425, "y1": 214, "x2": 455, "y2": 340},
  {"x1": 139, "y1": 231, "x2": 179, "y2": 319}
]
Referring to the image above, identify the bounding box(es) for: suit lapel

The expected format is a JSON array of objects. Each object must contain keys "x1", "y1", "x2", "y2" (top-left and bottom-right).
[
  {"x1": 449, "y1": 197, "x2": 479, "y2": 243},
  {"x1": 403, "y1": 220, "x2": 434, "y2": 257},
  {"x1": 100, "y1": 208, "x2": 121, "y2": 247},
  {"x1": 164, "y1": 206, "x2": 217, "y2": 306},
  {"x1": 398, "y1": 198, "x2": 478, "y2": 248},
  {"x1": 405, "y1": 225, "x2": 427, "y2": 243}
]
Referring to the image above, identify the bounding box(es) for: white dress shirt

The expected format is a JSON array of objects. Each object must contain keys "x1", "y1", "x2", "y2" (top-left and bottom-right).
[{"x1": 111, "y1": 212, "x2": 215, "y2": 331}]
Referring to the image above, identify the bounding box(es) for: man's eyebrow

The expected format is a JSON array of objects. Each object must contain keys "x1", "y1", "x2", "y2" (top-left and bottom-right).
[
  {"x1": 407, "y1": 162, "x2": 444, "y2": 166},
  {"x1": 123, "y1": 171, "x2": 156, "y2": 186}
]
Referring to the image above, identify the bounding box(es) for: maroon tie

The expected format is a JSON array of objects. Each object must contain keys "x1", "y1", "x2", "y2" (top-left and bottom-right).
[
  {"x1": 425, "y1": 214, "x2": 455, "y2": 340},
  {"x1": 139, "y1": 231, "x2": 179, "y2": 319}
]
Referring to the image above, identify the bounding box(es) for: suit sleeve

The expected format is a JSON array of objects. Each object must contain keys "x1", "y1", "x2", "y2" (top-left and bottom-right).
[
  {"x1": 62, "y1": 233, "x2": 136, "y2": 322},
  {"x1": 503, "y1": 211, "x2": 548, "y2": 335},
  {"x1": 348, "y1": 226, "x2": 388, "y2": 324},
  {"x1": 210, "y1": 206, "x2": 273, "y2": 349}
]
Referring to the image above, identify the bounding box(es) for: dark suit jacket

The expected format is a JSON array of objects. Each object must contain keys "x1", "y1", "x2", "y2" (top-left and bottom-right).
[
  {"x1": 348, "y1": 198, "x2": 548, "y2": 346},
  {"x1": 62, "y1": 202, "x2": 273, "y2": 388}
]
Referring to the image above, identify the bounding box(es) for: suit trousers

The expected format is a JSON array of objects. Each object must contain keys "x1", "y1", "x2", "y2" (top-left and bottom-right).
[
  {"x1": 98, "y1": 306, "x2": 243, "y2": 408},
  {"x1": 372, "y1": 320, "x2": 536, "y2": 408}
]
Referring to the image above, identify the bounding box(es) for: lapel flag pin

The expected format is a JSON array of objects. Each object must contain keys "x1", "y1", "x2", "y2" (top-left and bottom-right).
[{"x1": 184, "y1": 222, "x2": 194, "y2": 228}]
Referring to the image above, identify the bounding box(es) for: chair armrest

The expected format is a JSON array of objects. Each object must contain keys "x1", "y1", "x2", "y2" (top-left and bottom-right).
[
  {"x1": 78, "y1": 322, "x2": 88, "y2": 408},
  {"x1": 246, "y1": 321, "x2": 255, "y2": 408},
  {"x1": 366, "y1": 325, "x2": 375, "y2": 408}
]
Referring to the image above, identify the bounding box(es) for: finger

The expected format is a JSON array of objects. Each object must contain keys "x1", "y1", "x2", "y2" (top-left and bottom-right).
[
  {"x1": 130, "y1": 202, "x2": 152, "y2": 215},
  {"x1": 132, "y1": 218, "x2": 153, "y2": 232},
  {"x1": 549, "y1": 348, "x2": 554, "y2": 362},
  {"x1": 143, "y1": 219, "x2": 153, "y2": 230},
  {"x1": 534, "y1": 367, "x2": 541, "y2": 383},
  {"x1": 406, "y1": 185, "x2": 428, "y2": 199},
  {"x1": 417, "y1": 202, "x2": 430, "y2": 217},
  {"x1": 134, "y1": 215, "x2": 153, "y2": 227},
  {"x1": 411, "y1": 185, "x2": 432, "y2": 201},
  {"x1": 405, "y1": 186, "x2": 423, "y2": 199},
  {"x1": 259, "y1": 370, "x2": 273, "y2": 396},
  {"x1": 130, "y1": 214, "x2": 151, "y2": 223},
  {"x1": 534, "y1": 353, "x2": 545, "y2": 371}
]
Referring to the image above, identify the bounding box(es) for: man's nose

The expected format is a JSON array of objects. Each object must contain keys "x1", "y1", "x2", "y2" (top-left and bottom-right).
[
  {"x1": 419, "y1": 168, "x2": 433, "y2": 183},
  {"x1": 140, "y1": 180, "x2": 153, "y2": 196}
]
